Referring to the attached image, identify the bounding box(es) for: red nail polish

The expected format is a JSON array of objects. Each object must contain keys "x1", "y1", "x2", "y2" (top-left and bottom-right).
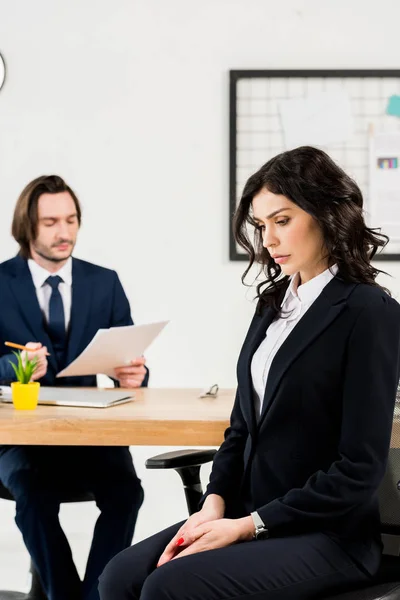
[{"x1": 176, "y1": 537, "x2": 184, "y2": 547}]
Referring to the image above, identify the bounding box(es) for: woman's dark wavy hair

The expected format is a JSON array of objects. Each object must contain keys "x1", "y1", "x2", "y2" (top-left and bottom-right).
[{"x1": 234, "y1": 146, "x2": 390, "y2": 311}]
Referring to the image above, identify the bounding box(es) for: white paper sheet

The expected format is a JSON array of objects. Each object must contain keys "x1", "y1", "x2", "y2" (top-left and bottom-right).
[
  {"x1": 279, "y1": 89, "x2": 353, "y2": 148},
  {"x1": 57, "y1": 321, "x2": 168, "y2": 378}
]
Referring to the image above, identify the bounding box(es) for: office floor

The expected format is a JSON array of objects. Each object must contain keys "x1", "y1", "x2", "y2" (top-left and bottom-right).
[{"x1": 0, "y1": 446, "x2": 212, "y2": 591}]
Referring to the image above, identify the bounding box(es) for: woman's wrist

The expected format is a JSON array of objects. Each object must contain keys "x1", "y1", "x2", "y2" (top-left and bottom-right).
[
  {"x1": 202, "y1": 494, "x2": 225, "y2": 519},
  {"x1": 235, "y1": 516, "x2": 255, "y2": 541}
]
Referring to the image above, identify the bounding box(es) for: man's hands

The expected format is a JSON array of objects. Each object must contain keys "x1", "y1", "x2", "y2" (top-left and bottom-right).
[
  {"x1": 22, "y1": 342, "x2": 48, "y2": 381},
  {"x1": 114, "y1": 357, "x2": 147, "y2": 388}
]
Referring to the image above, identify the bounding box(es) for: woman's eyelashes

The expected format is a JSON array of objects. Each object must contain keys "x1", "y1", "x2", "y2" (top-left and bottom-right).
[
  {"x1": 276, "y1": 218, "x2": 290, "y2": 226},
  {"x1": 255, "y1": 218, "x2": 290, "y2": 231}
]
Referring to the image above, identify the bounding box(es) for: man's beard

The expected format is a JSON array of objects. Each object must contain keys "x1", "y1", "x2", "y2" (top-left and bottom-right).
[{"x1": 33, "y1": 241, "x2": 74, "y2": 263}]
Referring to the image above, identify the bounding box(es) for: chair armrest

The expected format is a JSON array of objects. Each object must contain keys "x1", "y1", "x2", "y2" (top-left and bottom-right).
[{"x1": 145, "y1": 449, "x2": 217, "y2": 470}]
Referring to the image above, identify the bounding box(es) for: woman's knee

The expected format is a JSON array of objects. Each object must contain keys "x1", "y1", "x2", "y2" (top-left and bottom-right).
[
  {"x1": 141, "y1": 562, "x2": 191, "y2": 600},
  {"x1": 99, "y1": 553, "x2": 182, "y2": 600},
  {"x1": 98, "y1": 546, "x2": 142, "y2": 600},
  {"x1": 99, "y1": 521, "x2": 187, "y2": 600}
]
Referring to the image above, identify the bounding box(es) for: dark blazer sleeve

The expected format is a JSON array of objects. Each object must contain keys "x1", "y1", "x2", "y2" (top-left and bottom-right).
[
  {"x1": 0, "y1": 352, "x2": 18, "y2": 383},
  {"x1": 256, "y1": 297, "x2": 400, "y2": 534},
  {"x1": 202, "y1": 389, "x2": 248, "y2": 506},
  {"x1": 110, "y1": 272, "x2": 149, "y2": 387},
  {"x1": 110, "y1": 272, "x2": 134, "y2": 327}
]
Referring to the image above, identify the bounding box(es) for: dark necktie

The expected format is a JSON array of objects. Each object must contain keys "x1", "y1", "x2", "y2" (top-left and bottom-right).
[{"x1": 46, "y1": 275, "x2": 66, "y2": 368}]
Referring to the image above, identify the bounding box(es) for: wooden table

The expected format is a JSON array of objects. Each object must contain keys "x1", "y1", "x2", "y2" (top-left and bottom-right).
[
  {"x1": 0, "y1": 388, "x2": 235, "y2": 446},
  {"x1": 1, "y1": 388, "x2": 399, "y2": 448}
]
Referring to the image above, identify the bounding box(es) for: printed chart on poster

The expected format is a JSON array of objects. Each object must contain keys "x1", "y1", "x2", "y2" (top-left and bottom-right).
[{"x1": 229, "y1": 70, "x2": 400, "y2": 261}]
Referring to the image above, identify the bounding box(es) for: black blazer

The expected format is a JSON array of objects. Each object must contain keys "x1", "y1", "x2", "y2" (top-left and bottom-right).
[
  {"x1": 0, "y1": 255, "x2": 149, "y2": 387},
  {"x1": 205, "y1": 276, "x2": 400, "y2": 572}
]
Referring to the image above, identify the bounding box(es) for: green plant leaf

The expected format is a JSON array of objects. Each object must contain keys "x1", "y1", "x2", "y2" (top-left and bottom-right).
[
  {"x1": 10, "y1": 361, "x2": 20, "y2": 381},
  {"x1": 8, "y1": 351, "x2": 39, "y2": 384}
]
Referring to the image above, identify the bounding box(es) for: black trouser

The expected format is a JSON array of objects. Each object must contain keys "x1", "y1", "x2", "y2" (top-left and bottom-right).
[
  {"x1": 0, "y1": 445, "x2": 144, "y2": 600},
  {"x1": 99, "y1": 521, "x2": 379, "y2": 600}
]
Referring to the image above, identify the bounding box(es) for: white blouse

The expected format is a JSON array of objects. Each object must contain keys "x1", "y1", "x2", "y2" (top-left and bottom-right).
[{"x1": 251, "y1": 265, "x2": 338, "y2": 416}]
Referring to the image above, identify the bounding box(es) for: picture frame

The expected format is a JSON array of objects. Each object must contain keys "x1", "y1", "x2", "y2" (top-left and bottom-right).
[{"x1": 229, "y1": 69, "x2": 400, "y2": 261}]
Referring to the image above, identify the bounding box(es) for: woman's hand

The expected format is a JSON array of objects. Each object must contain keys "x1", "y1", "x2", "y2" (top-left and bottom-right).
[
  {"x1": 171, "y1": 516, "x2": 254, "y2": 559},
  {"x1": 157, "y1": 494, "x2": 225, "y2": 567}
]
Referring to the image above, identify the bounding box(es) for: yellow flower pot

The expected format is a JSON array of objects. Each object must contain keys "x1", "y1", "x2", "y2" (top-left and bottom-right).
[{"x1": 11, "y1": 382, "x2": 40, "y2": 410}]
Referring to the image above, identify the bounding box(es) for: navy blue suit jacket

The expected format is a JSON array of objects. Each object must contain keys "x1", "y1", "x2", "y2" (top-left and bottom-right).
[
  {"x1": 204, "y1": 277, "x2": 400, "y2": 574},
  {"x1": 0, "y1": 255, "x2": 149, "y2": 388}
]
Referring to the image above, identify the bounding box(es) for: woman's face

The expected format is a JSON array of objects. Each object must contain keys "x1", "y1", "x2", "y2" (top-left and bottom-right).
[{"x1": 252, "y1": 187, "x2": 329, "y2": 284}]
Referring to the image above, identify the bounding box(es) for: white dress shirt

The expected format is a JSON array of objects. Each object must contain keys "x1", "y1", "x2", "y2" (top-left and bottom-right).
[
  {"x1": 251, "y1": 265, "x2": 338, "y2": 416},
  {"x1": 28, "y1": 257, "x2": 72, "y2": 331}
]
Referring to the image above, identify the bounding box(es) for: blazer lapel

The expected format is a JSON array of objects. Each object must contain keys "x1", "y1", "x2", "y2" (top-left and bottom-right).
[
  {"x1": 65, "y1": 258, "x2": 92, "y2": 367},
  {"x1": 8, "y1": 257, "x2": 58, "y2": 372},
  {"x1": 237, "y1": 305, "x2": 277, "y2": 436},
  {"x1": 258, "y1": 277, "x2": 357, "y2": 425}
]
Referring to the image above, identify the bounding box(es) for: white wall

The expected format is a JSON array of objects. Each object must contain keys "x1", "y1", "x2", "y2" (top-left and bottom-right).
[{"x1": 1, "y1": 0, "x2": 400, "y2": 590}]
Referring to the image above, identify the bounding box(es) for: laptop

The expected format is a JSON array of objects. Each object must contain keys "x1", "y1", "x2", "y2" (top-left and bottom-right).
[{"x1": 0, "y1": 386, "x2": 134, "y2": 409}]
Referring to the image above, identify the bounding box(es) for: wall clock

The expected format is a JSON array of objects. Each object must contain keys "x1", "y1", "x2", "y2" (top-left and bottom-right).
[{"x1": 0, "y1": 53, "x2": 5, "y2": 91}]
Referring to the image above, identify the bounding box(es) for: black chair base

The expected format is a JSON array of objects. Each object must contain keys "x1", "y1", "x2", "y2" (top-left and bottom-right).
[{"x1": 0, "y1": 565, "x2": 46, "y2": 600}]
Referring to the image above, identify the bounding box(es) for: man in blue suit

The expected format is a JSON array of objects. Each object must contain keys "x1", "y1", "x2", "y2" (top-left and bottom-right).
[{"x1": 0, "y1": 175, "x2": 148, "y2": 600}]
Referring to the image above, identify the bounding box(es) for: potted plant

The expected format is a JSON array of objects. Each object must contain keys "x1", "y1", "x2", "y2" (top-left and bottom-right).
[{"x1": 9, "y1": 351, "x2": 40, "y2": 410}]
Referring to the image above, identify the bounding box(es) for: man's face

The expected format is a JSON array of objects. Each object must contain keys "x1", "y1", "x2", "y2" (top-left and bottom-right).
[{"x1": 30, "y1": 191, "x2": 79, "y2": 264}]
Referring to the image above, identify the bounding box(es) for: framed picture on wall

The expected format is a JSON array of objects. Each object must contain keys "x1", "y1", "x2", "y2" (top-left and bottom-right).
[{"x1": 229, "y1": 69, "x2": 400, "y2": 261}]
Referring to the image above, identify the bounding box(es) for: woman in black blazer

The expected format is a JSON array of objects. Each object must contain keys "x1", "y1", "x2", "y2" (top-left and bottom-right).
[{"x1": 99, "y1": 146, "x2": 400, "y2": 600}]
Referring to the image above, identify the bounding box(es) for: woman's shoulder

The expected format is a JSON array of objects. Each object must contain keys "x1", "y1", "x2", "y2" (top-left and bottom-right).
[{"x1": 347, "y1": 281, "x2": 400, "y2": 314}]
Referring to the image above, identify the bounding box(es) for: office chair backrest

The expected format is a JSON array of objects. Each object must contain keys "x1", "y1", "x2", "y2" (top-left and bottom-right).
[{"x1": 379, "y1": 447, "x2": 400, "y2": 536}]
